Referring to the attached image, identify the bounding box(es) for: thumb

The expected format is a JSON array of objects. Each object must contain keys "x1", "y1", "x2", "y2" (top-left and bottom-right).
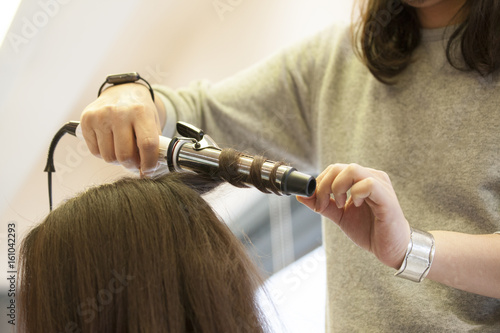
[
  {"x1": 296, "y1": 195, "x2": 316, "y2": 210},
  {"x1": 297, "y1": 195, "x2": 344, "y2": 224}
]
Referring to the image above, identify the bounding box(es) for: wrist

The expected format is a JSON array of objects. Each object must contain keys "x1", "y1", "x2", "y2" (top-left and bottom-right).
[
  {"x1": 99, "y1": 82, "x2": 149, "y2": 96},
  {"x1": 98, "y1": 72, "x2": 155, "y2": 101},
  {"x1": 154, "y1": 92, "x2": 167, "y2": 130},
  {"x1": 154, "y1": 91, "x2": 177, "y2": 138}
]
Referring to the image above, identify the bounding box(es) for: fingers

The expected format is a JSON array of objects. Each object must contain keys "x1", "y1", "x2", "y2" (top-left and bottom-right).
[
  {"x1": 296, "y1": 195, "x2": 314, "y2": 210},
  {"x1": 297, "y1": 195, "x2": 344, "y2": 223},
  {"x1": 350, "y1": 177, "x2": 379, "y2": 207},
  {"x1": 113, "y1": 125, "x2": 140, "y2": 170},
  {"x1": 133, "y1": 109, "x2": 161, "y2": 175},
  {"x1": 314, "y1": 163, "x2": 347, "y2": 213},
  {"x1": 312, "y1": 163, "x2": 393, "y2": 215},
  {"x1": 297, "y1": 163, "x2": 410, "y2": 268},
  {"x1": 330, "y1": 164, "x2": 377, "y2": 207},
  {"x1": 79, "y1": 125, "x2": 100, "y2": 158},
  {"x1": 80, "y1": 83, "x2": 161, "y2": 176},
  {"x1": 94, "y1": 129, "x2": 117, "y2": 163}
]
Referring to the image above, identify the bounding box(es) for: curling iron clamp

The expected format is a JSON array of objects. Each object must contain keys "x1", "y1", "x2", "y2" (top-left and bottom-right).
[{"x1": 44, "y1": 121, "x2": 316, "y2": 210}]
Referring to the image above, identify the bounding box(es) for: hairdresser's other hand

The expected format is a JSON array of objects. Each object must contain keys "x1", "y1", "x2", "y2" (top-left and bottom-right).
[
  {"x1": 80, "y1": 83, "x2": 166, "y2": 176},
  {"x1": 297, "y1": 163, "x2": 410, "y2": 269}
]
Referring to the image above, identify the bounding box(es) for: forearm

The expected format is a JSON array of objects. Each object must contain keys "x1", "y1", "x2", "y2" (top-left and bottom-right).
[
  {"x1": 149, "y1": 26, "x2": 345, "y2": 173},
  {"x1": 152, "y1": 71, "x2": 317, "y2": 172},
  {"x1": 427, "y1": 231, "x2": 500, "y2": 298}
]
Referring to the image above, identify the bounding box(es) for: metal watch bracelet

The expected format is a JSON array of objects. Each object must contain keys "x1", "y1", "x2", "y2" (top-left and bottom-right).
[{"x1": 394, "y1": 228, "x2": 436, "y2": 283}]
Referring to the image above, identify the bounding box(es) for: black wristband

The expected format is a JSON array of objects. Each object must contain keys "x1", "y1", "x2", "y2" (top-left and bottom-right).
[{"x1": 98, "y1": 72, "x2": 155, "y2": 101}]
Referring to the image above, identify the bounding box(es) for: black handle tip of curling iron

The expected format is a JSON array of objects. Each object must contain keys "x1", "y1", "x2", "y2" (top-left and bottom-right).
[
  {"x1": 282, "y1": 170, "x2": 316, "y2": 197},
  {"x1": 65, "y1": 121, "x2": 80, "y2": 136}
]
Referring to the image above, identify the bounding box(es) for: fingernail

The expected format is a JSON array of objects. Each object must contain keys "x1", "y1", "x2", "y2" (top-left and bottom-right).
[
  {"x1": 140, "y1": 168, "x2": 153, "y2": 178},
  {"x1": 141, "y1": 162, "x2": 161, "y2": 178},
  {"x1": 141, "y1": 170, "x2": 154, "y2": 178}
]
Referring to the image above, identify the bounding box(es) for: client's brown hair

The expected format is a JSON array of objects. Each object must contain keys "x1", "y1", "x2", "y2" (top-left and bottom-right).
[{"x1": 18, "y1": 173, "x2": 267, "y2": 332}]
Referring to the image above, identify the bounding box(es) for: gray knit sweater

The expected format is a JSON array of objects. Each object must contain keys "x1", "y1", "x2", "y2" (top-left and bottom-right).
[{"x1": 155, "y1": 25, "x2": 500, "y2": 332}]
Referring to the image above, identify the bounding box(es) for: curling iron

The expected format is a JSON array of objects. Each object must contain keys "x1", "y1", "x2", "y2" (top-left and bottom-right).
[{"x1": 44, "y1": 121, "x2": 316, "y2": 210}]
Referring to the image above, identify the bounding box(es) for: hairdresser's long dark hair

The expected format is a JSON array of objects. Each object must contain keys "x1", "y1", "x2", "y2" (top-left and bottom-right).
[
  {"x1": 18, "y1": 173, "x2": 267, "y2": 332},
  {"x1": 352, "y1": 0, "x2": 500, "y2": 83}
]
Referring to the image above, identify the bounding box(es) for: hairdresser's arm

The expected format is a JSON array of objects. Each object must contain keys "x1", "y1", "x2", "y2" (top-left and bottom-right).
[
  {"x1": 150, "y1": 28, "x2": 342, "y2": 173},
  {"x1": 297, "y1": 163, "x2": 500, "y2": 299},
  {"x1": 425, "y1": 231, "x2": 500, "y2": 298},
  {"x1": 80, "y1": 27, "x2": 335, "y2": 174},
  {"x1": 80, "y1": 83, "x2": 167, "y2": 175}
]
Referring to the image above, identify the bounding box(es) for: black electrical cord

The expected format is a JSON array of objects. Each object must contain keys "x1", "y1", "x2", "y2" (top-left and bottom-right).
[{"x1": 43, "y1": 121, "x2": 80, "y2": 211}]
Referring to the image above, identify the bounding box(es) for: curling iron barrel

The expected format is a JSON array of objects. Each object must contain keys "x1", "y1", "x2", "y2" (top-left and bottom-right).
[
  {"x1": 72, "y1": 121, "x2": 315, "y2": 197},
  {"x1": 165, "y1": 139, "x2": 316, "y2": 197}
]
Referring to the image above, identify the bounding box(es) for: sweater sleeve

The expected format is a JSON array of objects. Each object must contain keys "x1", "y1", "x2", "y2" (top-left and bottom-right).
[{"x1": 153, "y1": 26, "x2": 339, "y2": 173}]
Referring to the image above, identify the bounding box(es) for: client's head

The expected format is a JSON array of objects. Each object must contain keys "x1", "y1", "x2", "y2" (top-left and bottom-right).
[{"x1": 19, "y1": 173, "x2": 267, "y2": 332}]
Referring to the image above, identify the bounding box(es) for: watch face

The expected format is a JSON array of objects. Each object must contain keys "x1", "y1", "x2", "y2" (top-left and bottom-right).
[{"x1": 107, "y1": 72, "x2": 140, "y2": 84}]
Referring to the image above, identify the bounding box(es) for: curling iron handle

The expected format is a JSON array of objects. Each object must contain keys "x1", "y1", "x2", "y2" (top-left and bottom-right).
[{"x1": 75, "y1": 124, "x2": 84, "y2": 139}]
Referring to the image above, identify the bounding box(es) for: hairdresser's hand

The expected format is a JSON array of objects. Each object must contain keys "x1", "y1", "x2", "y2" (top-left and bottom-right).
[
  {"x1": 80, "y1": 83, "x2": 166, "y2": 176},
  {"x1": 297, "y1": 163, "x2": 410, "y2": 269}
]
